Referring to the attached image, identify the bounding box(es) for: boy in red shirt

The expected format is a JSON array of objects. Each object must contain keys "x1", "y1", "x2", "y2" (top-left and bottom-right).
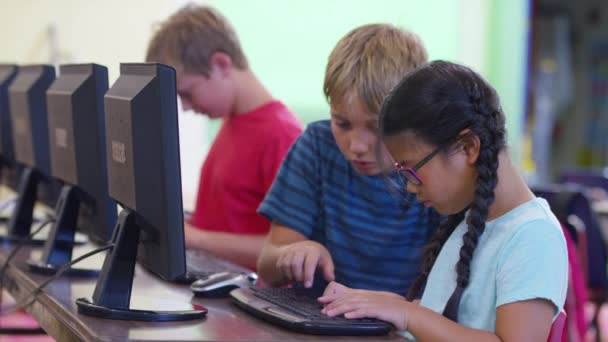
[{"x1": 146, "y1": 4, "x2": 302, "y2": 269}]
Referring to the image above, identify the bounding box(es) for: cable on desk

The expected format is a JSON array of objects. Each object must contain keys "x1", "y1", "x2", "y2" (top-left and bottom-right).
[
  {"x1": 0, "y1": 327, "x2": 46, "y2": 335},
  {"x1": 0, "y1": 217, "x2": 56, "y2": 335},
  {"x1": 0, "y1": 242, "x2": 115, "y2": 317},
  {"x1": 0, "y1": 197, "x2": 17, "y2": 213},
  {"x1": 0, "y1": 217, "x2": 56, "y2": 290}
]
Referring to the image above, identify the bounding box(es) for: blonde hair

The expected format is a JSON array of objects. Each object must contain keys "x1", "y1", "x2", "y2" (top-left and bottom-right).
[
  {"x1": 324, "y1": 24, "x2": 428, "y2": 114},
  {"x1": 146, "y1": 4, "x2": 248, "y2": 75}
]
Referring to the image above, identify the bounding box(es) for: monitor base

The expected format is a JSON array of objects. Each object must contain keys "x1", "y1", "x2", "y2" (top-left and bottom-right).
[
  {"x1": 0, "y1": 235, "x2": 46, "y2": 246},
  {"x1": 75, "y1": 298, "x2": 207, "y2": 321},
  {"x1": 0, "y1": 231, "x2": 87, "y2": 246},
  {"x1": 26, "y1": 260, "x2": 100, "y2": 277}
]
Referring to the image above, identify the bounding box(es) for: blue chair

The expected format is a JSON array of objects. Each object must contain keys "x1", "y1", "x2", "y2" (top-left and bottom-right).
[{"x1": 560, "y1": 168, "x2": 608, "y2": 193}]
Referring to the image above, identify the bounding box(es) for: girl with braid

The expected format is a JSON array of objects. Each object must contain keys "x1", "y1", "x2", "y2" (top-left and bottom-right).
[{"x1": 318, "y1": 61, "x2": 568, "y2": 341}]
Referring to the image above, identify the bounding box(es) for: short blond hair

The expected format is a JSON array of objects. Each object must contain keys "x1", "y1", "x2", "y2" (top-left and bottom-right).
[
  {"x1": 146, "y1": 4, "x2": 248, "y2": 75},
  {"x1": 324, "y1": 24, "x2": 428, "y2": 114}
]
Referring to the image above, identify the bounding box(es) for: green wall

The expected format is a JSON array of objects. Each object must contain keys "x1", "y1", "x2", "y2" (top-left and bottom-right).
[
  {"x1": 213, "y1": 0, "x2": 460, "y2": 122},
  {"x1": 209, "y1": 0, "x2": 462, "y2": 132},
  {"x1": 209, "y1": 0, "x2": 530, "y2": 161},
  {"x1": 486, "y1": 0, "x2": 530, "y2": 163}
]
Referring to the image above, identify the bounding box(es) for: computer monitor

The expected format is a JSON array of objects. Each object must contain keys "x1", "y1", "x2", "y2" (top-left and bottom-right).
[
  {"x1": 76, "y1": 63, "x2": 206, "y2": 321},
  {"x1": 27, "y1": 64, "x2": 118, "y2": 276},
  {"x1": 5, "y1": 65, "x2": 61, "y2": 242},
  {"x1": 0, "y1": 65, "x2": 21, "y2": 192},
  {"x1": 0, "y1": 65, "x2": 18, "y2": 165}
]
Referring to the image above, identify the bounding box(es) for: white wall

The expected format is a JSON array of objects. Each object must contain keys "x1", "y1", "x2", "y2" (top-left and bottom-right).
[
  {"x1": 0, "y1": 0, "x2": 208, "y2": 210},
  {"x1": 458, "y1": 0, "x2": 489, "y2": 74}
]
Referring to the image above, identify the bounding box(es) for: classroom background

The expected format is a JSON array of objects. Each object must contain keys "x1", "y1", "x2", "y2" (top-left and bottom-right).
[
  {"x1": 2, "y1": 0, "x2": 604, "y2": 208},
  {"x1": 0, "y1": 0, "x2": 536, "y2": 210},
  {"x1": 1, "y1": 0, "x2": 608, "y2": 341}
]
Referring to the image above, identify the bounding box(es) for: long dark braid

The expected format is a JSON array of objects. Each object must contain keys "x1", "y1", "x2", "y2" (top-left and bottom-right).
[
  {"x1": 406, "y1": 210, "x2": 465, "y2": 301},
  {"x1": 380, "y1": 61, "x2": 506, "y2": 321},
  {"x1": 442, "y1": 76, "x2": 505, "y2": 321}
]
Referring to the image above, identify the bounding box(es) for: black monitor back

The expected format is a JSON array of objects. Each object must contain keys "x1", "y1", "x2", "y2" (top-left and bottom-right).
[
  {"x1": 0, "y1": 65, "x2": 20, "y2": 190},
  {"x1": 46, "y1": 64, "x2": 117, "y2": 242},
  {"x1": 8, "y1": 65, "x2": 60, "y2": 207},
  {"x1": 104, "y1": 63, "x2": 186, "y2": 281},
  {"x1": 8, "y1": 65, "x2": 55, "y2": 176},
  {"x1": 0, "y1": 65, "x2": 18, "y2": 164}
]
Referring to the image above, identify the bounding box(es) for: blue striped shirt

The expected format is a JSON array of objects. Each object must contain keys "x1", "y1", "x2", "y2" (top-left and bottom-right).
[{"x1": 258, "y1": 120, "x2": 440, "y2": 296}]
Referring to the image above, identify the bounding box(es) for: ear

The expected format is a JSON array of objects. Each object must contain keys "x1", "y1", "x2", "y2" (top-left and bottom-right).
[
  {"x1": 458, "y1": 129, "x2": 480, "y2": 165},
  {"x1": 208, "y1": 52, "x2": 233, "y2": 78}
]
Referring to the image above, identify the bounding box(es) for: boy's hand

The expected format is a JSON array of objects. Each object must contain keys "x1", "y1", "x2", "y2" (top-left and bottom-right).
[{"x1": 276, "y1": 241, "x2": 335, "y2": 287}]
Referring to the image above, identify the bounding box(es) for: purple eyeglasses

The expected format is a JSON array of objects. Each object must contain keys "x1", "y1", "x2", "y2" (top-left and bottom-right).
[{"x1": 394, "y1": 145, "x2": 443, "y2": 186}]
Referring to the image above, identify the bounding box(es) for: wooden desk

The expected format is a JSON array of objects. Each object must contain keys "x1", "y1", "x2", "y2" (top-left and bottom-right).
[{"x1": 0, "y1": 243, "x2": 408, "y2": 341}]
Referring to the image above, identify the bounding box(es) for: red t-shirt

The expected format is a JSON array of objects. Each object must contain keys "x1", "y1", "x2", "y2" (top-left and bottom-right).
[{"x1": 189, "y1": 101, "x2": 302, "y2": 234}]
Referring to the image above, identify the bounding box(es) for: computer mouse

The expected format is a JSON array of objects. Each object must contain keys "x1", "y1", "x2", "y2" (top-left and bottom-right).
[{"x1": 191, "y1": 271, "x2": 257, "y2": 298}]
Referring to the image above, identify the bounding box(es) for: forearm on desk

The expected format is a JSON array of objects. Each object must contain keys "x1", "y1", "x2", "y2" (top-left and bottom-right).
[
  {"x1": 256, "y1": 224, "x2": 309, "y2": 287},
  {"x1": 185, "y1": 225, "x2": 266, "y2": 269},
  {"x1": 256, "y1": 242, "x2": 287, "y2": 286}
]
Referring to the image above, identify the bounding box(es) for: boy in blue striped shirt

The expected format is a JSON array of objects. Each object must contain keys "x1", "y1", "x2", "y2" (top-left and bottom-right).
[{"x1": 256, "y1": 24, "x2": 441, "y2": 296}]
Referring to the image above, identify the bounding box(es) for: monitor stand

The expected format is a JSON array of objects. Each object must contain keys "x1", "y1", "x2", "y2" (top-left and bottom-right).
[
  {"x1": 27, "y1": 185, "x2": 97, "y2": 277},
  {"x1": 76, "y1": 209, "x2": 207, "y2": 321},
  {"x1": 0, "y1": 168, "x2": 87, "y2": 246},
  {"x1": 0, "y1": 167, "x2": 47, "y2": 245}
]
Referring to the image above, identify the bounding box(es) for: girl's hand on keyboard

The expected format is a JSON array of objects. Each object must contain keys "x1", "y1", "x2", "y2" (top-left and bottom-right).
[
  {"x1": 319, "y1": 281, "x2": 411, "y2": 330},
  {"x1": 318, "y1": 281, "x2": 352, "y2": 302},
  {"x1": 276, "y1": 241, "x2": 335, "y2": 288}
]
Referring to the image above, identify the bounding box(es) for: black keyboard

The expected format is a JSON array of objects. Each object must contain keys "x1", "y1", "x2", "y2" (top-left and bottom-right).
[
  {"x1": 251, "y1": 287, "x2": 384, "y2": 324},
  {"x1": 230, "y1": 287, "x2": 393, "y2": 335}
]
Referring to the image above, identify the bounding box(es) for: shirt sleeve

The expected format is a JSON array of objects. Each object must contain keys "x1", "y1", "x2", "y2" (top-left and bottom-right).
[
  {"x1": 495, "y1": 219, "x2": 568, "y2": 315},
  {"x1": 257, "y1": 125, "x2": 322, "y2": 238}
]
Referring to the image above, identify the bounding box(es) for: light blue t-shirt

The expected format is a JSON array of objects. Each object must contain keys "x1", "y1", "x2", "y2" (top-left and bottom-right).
[{"x1": 418, "y1": 197, "x2": 568, "y2": 333}]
